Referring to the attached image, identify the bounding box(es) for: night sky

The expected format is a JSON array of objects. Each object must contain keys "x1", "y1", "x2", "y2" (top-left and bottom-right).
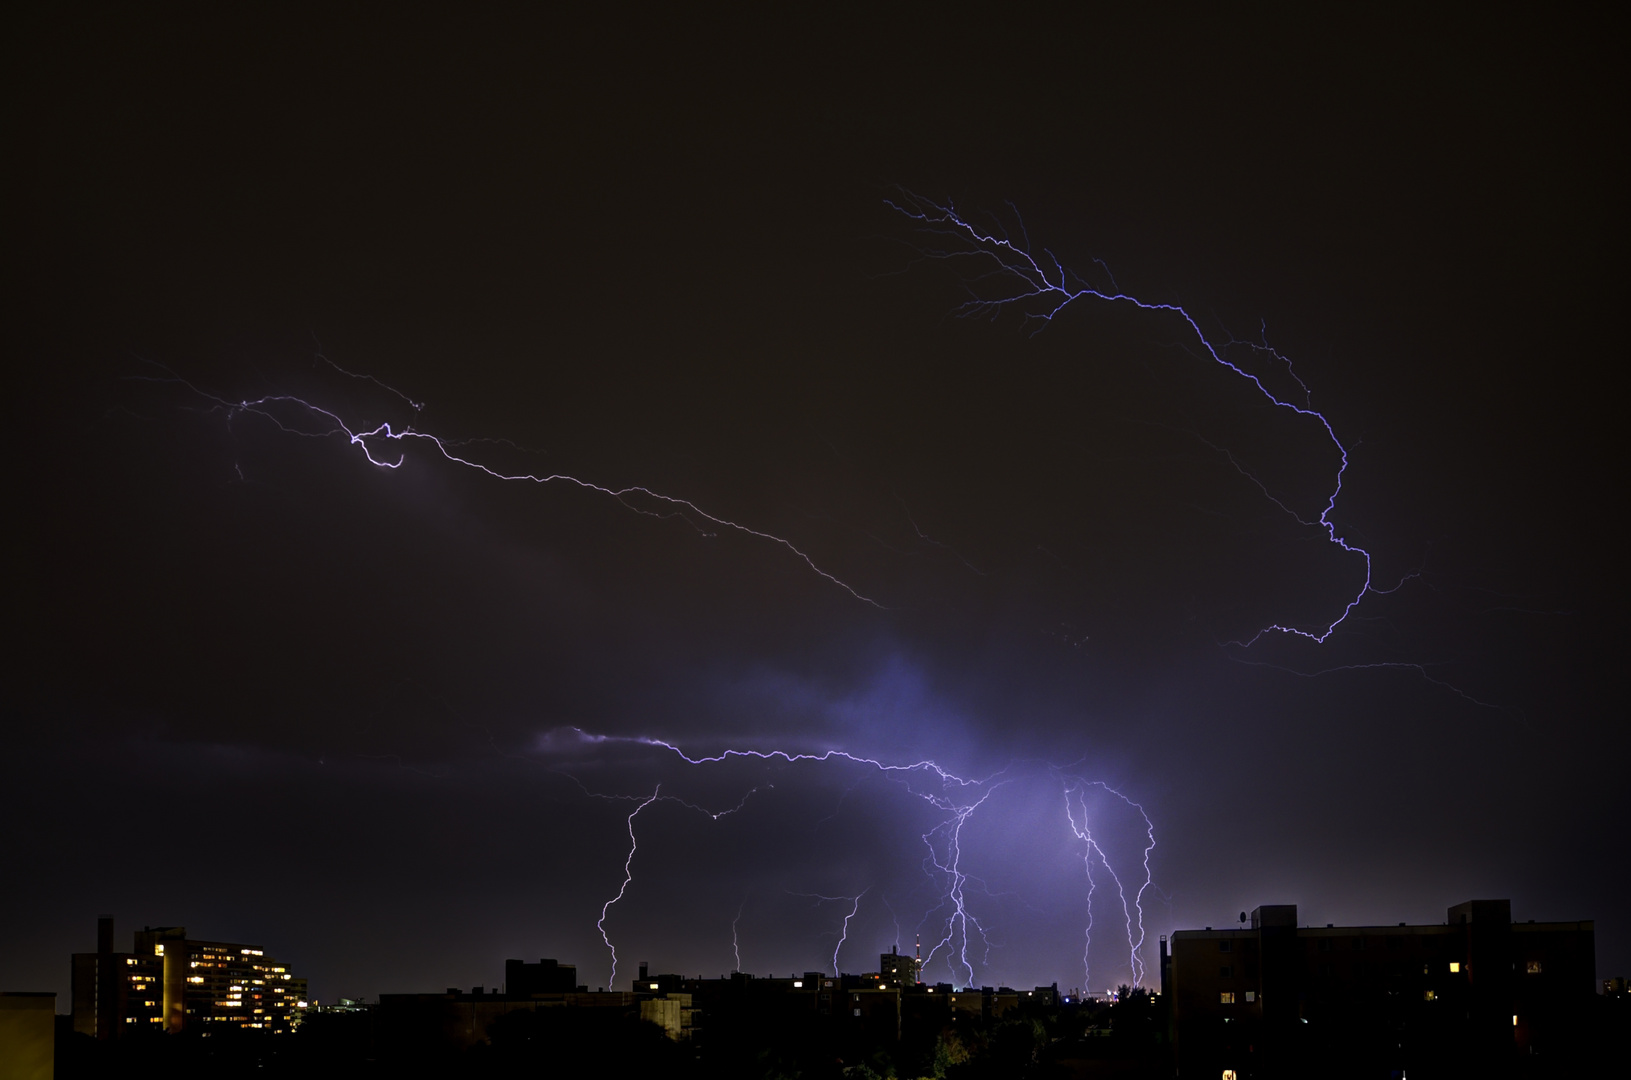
[{"x1": 8, "y1": 7, "x2": 1624, "y2": 1001}]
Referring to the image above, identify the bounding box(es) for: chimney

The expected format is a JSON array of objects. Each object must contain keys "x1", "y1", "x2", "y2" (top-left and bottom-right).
[{"x1": 639, "y1": 962, "x2": 648, "y2": 983}]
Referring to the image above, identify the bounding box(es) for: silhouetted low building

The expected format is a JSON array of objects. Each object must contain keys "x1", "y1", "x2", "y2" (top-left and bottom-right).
[
  {"x1": 376, "y1": 970, "x2": 695, "y2": 1062},
  {"x1": 504, "y1": 957, "x2": 579, "y2": 996},
  {"x1": 1164, "y1": 900, "x2": 1596, "y2": 1077},
  {"x1": 371, "y1": 958, "x2": 1090, "y2": 1074}
]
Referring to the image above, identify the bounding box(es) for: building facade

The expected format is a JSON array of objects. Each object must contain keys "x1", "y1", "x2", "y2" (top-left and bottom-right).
[
  {"x1": 71, "y1": 916, "x2": 308, "y2": 1037},
  {"x1": 878, "y1": 944, "x2": 921, "y2": 989},
  {"x1": 0, "y1": 992, "x2": 56, "y2": 1080},
  {"x1": 1163, "y1": 900, "x2": 1596, "y2": 1077}
]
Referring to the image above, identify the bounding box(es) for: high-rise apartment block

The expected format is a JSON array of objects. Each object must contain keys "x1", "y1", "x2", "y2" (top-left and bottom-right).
[
  {"x1": 878, "y1": 943, "x2": 920, "y2": 989},
  {"x1": 71, "y1": 916, "x2": 308, "y2": 1037}
]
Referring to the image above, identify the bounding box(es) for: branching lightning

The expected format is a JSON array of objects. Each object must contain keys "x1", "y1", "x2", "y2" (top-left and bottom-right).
[
  {"x1": 144, "y1": 369, "x2": 887, "y2": 609},
  {"x1": 790, "y1": 889, "x2": 870, "y2": 976},
  {"x1": 123, "y1": 185, "x2": 1493, "y2": 999},
  {"x1": 918, "y1": 780, "x2": 1005, "y2": 988},
  {"x1": 569, "y1": 775, "x2": 772, "y2": 987},
  {"x1": 554, "y1": 729, "x2": 1156, "y2": 990},
  {"x1": 1061, "y1": 776, "x2": 1157, "y2": 989},
  {"x1": 146, "y1": 193, "x2": 1423, "y2": 992},
  {"x1": 887, "y1": 191, "x2": 1388, "y2": 648}
]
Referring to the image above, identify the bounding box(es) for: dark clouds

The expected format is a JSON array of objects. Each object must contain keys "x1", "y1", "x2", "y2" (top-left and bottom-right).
[{"x1": 6, "y1": 6, "x2": 1623, "y2": 999}]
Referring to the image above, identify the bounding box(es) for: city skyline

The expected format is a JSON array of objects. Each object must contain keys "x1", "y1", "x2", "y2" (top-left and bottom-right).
[{"x1": 8, "y1": 5, "x2": 1623, "y2": 1015}]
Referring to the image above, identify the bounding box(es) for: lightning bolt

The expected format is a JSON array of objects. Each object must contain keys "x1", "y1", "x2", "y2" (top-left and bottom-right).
[
  {"x1": 561, "y1": 772, "x2": 774, "y2": 987},
  {"x1": 837, "y1": 891, "x2": 867, "y2": 976},
  {"x1": 143, "y1": 368, "x2": 887, "y2": 609},
  {"x1": 1060, "y1": 776, "x2": 1156, "y2": 989},
  {"x1": 597, "y1": 786, "x2": 660, "y2": 990},
  {"x1": 790, "y1": 889, "x2": 870, "y2": 976},
  {"x1": 918, "y1": 781, "x2": 1005, "y2": 989},
  {"x1": 551, "y1": 729, "x2": 1158, "y2": 990},
  {"x1": 112, "y1": 182, "x2": 1495, "y2": 1001},
  {"x1": 732, "y1": 899, "x2": 746, "y2": 974},
  {"x1": 887, "y1": 191, "x2": 1379, "y2": 646}
]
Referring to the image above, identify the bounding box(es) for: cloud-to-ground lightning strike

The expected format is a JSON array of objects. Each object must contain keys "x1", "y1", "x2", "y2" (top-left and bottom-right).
[
  {"x1": 597, "y1": 787, "x2": 661, "y2": 990},
  {"x1": 638, "y1": 734, "x2": 1009, "y2": 984},
  {"x1": 732, "y1": 900, "x2": 746, "y2": 974},
  {"x1": 886, "y1": 191, "x2": 1392, "y2": 648},
  {"x1": 146, "y1": 370, "x2": 887, "y2": 609},
  {"x1": 918, "y1": 780, "x2": 1005, "y2": 989},
  {"x1": 1061, "y1": 776, "x2": 1158, "y2": 990},
  {"x1": 789, "y1": 890, "x2": 870, "y2": 976},
  {"x1": 561, "y1": 773, "x2": 770, "y2": 986},
  {"x1": 554, "y1": 729, "x2": 1157, "y2": 991}
]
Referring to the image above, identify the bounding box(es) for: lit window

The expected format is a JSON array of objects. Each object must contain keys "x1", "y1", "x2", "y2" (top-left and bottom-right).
[
  {"x1": 1424, "y1": 990, "x2": 1437, "y2": 1001},
  {"x1": 1223, "y1": 1071, "x2": 1238, "y2": 1080},
  {"x1": 1513, "y1": 1015, "x2": 1519, "y2": 1026},
  {"x1": 793, "y1": 981, "x2": 803, "y2": 988},
  {"x1": 1245, "y1": 992, "x2": 1256, "y2": 1003},
  {"x1": 648, "y1": 982, "x2": 659, "y2": 990},
  {"x1": 1526, "y1": 961, "x2": 1542, "y2": 974},
  {"x1": 154, "y1": 945, "x2": 164, "y2": 956},
  {"x1": 126, "y1": 959, "x2": 137, "y2": 966},
  {"x1": 853, "y1": 1008, "x2": 861, "y2": 1016},
  {"x1": 1449, "y1": 962, "x2": 1461, "y2": 973},
  {"x1": 1220, "y1": 992, "x2": 1235, "y2": 1004}
]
